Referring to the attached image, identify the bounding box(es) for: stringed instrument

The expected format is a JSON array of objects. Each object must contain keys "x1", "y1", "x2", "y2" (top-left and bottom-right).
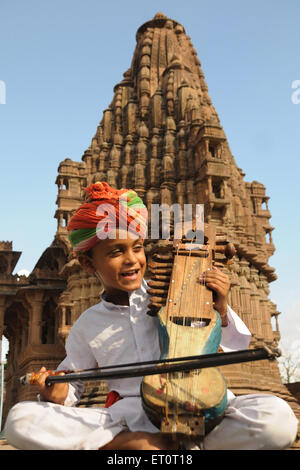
[{"x1": 141, "y1": 221, "x2": 234, "y2": 442}]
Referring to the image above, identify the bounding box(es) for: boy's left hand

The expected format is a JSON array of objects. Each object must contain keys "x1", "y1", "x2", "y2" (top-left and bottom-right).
[{"x1": 197, "y1": 266, "x2": 230, "y2": 318}]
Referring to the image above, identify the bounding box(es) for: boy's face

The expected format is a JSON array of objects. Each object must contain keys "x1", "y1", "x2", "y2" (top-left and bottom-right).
[{"x1": 78, "y1": 229, "x2": 146, "y2": 303}]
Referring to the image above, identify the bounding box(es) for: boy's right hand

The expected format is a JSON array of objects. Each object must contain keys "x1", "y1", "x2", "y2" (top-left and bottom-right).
[{"x1": 36, "y1": 366, "x2": 69, "y2": 405}]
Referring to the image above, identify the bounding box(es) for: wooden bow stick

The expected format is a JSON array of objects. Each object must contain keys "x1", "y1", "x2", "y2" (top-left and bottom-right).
[{"x1": 20, "y1": 347, "x2": 279, "y2": 386}]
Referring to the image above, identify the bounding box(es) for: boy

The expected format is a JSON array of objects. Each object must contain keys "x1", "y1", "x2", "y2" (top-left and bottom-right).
[{"x1": 4, "y1": 182, "x2": 298, "y2": 450}]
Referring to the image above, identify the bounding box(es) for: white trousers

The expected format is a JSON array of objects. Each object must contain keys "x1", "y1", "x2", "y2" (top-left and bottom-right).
[{"x1": 4, "y1": 394, "x2": 298, "y2": 450}]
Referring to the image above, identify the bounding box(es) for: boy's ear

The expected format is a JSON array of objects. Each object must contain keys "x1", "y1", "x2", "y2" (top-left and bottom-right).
[{"x1": 78, "y1": 254, "x2": 96, "y2": 274}]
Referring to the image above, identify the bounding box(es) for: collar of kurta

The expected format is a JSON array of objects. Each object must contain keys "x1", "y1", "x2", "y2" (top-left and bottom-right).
[{"x1": 100, "y1": 279, "x2": 148, "y2": 313}]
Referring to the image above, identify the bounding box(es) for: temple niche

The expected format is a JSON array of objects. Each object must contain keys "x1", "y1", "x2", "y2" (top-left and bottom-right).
[{"x1": 0, "y1": 13, "x2": 299, "y2": 447}]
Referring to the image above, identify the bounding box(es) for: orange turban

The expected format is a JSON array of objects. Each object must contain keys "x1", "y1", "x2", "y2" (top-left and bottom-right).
[{"x1": 67, "y1": 182, "x2": 148, "y2": 253}]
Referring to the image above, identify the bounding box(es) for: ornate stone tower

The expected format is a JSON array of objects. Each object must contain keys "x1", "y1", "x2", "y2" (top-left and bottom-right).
[{"x1": 1, "y1": 13, "x2": 299, "y2": 445}]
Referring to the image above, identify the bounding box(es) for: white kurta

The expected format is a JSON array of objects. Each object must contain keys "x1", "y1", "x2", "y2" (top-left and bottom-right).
[
  {"x1": 58, "y1": 279, "x2": 251, "y2": 408},
  {"x1": 4, "y1": 280, "x2": 298, "y2": 450}
]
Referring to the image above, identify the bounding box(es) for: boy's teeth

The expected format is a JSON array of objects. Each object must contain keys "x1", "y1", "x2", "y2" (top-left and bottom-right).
[{"x1": 122, "y1": 269, "x2": 138, "y2": 276}]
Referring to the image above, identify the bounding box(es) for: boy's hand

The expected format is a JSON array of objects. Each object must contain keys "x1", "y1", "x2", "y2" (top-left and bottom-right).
[
  {"x1": 198, "y1": 266, "x2": 230, "y2": 325},
  {"x1": 36, "y1": 366, "x2": 69, "y2": 405}
]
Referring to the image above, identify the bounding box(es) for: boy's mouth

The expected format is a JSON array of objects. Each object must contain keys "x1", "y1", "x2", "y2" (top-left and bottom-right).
[{"x1": 120, "y1": 269, "x2": 140, "y2": 280}]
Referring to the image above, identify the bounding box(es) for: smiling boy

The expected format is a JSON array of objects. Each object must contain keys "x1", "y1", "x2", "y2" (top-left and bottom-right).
[
  {"x1": 4, "y1": 182, "x2": 298, "y2": 450},
  {"x1": 80, "y1": 231, "x2": 147, "y2": 307}
]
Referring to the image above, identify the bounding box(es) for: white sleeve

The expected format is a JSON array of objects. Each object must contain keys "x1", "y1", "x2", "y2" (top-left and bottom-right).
[
  {"x1": 55, "y1": 322, "x2": 98, "y2": 407},
  {"x1": 219, "y1": 305, "x2": 252, "y2": 352}
]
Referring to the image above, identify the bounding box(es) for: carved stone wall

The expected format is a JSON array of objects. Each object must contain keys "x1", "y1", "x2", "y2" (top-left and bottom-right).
[{"x1": 1, "y1": 13, "x2": 299, "y2": 446}]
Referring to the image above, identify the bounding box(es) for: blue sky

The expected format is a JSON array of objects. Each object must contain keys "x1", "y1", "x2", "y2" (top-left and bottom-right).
[{"x1": 0, "y1": 0, "x2": 300, "y2": 358}]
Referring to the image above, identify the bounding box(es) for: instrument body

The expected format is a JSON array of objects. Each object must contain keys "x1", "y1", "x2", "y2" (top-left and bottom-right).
[{"x1": 141, "y1": 223, "x2": 227, "y2": 440}]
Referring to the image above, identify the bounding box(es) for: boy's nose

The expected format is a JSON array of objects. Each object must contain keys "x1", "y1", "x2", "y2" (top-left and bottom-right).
[{"x1": 124, "y1": 250, "x2": 139, "y2": 264}]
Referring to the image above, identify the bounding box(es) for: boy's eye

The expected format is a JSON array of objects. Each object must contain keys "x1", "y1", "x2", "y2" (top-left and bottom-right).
[
  {"x1": 108, "y1": 244, "x2": 144, "y2": 256},
  {"x1": 109, "y1": 249, "x2": 123, "y2": 256}
]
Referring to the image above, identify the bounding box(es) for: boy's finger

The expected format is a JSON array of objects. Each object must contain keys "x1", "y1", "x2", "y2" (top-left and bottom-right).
[
  {"x1": 37, "y1": 370, "x2": 50, "y2": 386},
  {"x1": 205, "y1": 279, "x2": 225, "y2": 291},
  {"x1": 198, "y1": 272, "x2": 228, "y2": 283}
]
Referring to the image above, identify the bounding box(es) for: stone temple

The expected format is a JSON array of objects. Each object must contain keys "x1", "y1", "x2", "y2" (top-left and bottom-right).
[{"x1": 0, "y1": 13, "x2": 299, "y2": 447}]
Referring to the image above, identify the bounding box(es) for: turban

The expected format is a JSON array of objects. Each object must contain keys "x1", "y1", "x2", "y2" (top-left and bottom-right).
[{"x1": 67, "y1": 182, "x2": 148, "y2": 254}]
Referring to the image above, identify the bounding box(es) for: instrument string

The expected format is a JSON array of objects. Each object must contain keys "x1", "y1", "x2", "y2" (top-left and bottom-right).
[
  {"x1": 185, "y1": 245, "x2": 193, "y2": 413},
  {"x1": 164, "y1": 241, "x2": 180, "y2": 425},
  {"x1": 173, "y1": 240, "x2": 202, "y2": 420},
  {"x1": 191, "y1": 250, "x2": 203, "y2": 412},
  {"x1": 166, "y1": 238, "x2": 193, "y2": 424},
  {"x1": 185, "y1": 236, "x2": 212, "y2": 413},
  {"x1": 193, "y1": 245, "x2": 214, "y2": 413},
  {"x1": 172, "y1": 242, "x2": 190, "y2": 424},
  {"x1": 177, "y1": 245, "x2": 192, "y2": 421},
  {"x1": 165, "y1": 231, "x2": 211, "y2": 425}
]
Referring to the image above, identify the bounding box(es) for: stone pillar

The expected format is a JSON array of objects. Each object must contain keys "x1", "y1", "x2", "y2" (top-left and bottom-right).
[
  {"x1": 27, "y1": 293, "x2": 44, "y2": 345},
  {"x1": 207, "y1": 176, "x2": 212, "y2": 195},
  {"x1": 0, "y1": 298, "x2": 5, "y2": 327},
  {"x1": 239, "y1": 282, "x2": 252, "y2": 331},
  {"x1": 260, "y1": 297, "x2": 273, "y2": 343},
  {"x1": 250, "y1": 289, "x2": 264, "y2": 341},
  {"x1": 61, "y1": 306, "x2": 66, "y2": 328},
  {"x1": 0, "y1": 298, "x2": 6, "y2": 362}
]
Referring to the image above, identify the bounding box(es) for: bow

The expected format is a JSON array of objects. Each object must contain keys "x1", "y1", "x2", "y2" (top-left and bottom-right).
[{"x1": 19, "y1": 346, "x2": 279, "y2": 386}]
